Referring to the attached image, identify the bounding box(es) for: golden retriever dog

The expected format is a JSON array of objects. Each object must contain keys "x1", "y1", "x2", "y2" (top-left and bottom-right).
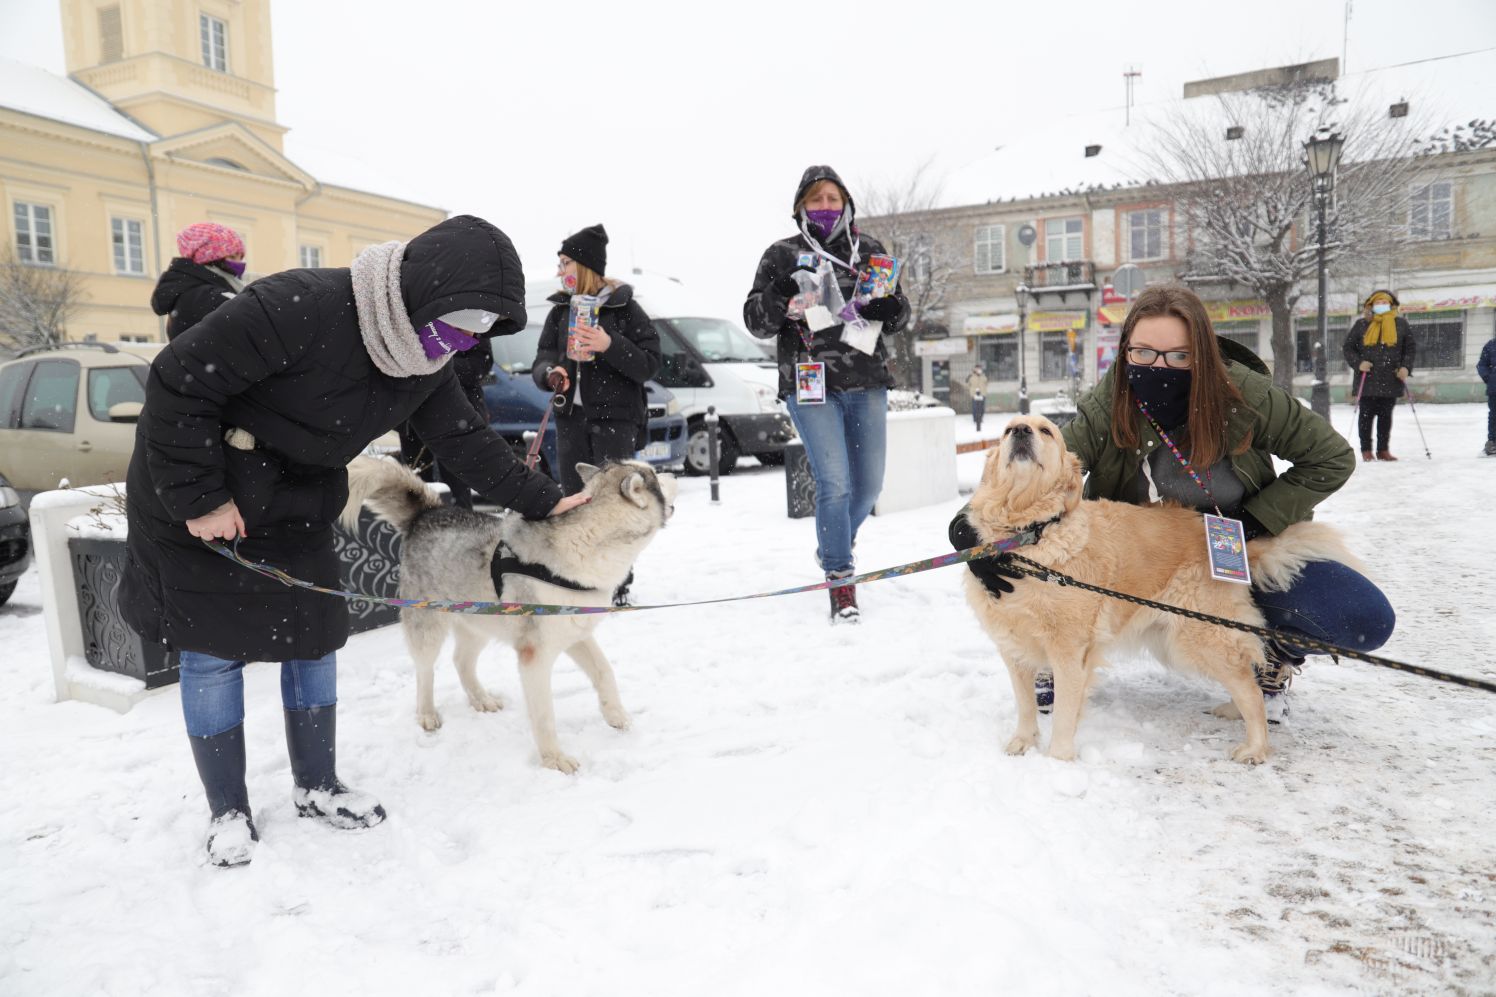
[{"x1": 963, "y1": 414, "x2": 1358, "y2": 764}]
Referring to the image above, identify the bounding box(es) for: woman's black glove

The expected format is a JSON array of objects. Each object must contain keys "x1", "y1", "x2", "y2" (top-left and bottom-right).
[
  {"x1": 949, "y1": 511, "x2": 1024, "y2": 598},
  {"x1": 770, "y1": 265, "x2": 815, "y2": 298},
  {"x1": 1237, "y1": 509, "x2": 1270, "y2": 542},
  {"x1": 858, "y1": 296, "x2": 902, "y2": 323}
]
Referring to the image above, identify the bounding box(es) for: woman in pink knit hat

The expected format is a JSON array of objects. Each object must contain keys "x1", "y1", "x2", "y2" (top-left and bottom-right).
[{"x1": 150, "y1": 222, "x2": 247, "y2": 341}]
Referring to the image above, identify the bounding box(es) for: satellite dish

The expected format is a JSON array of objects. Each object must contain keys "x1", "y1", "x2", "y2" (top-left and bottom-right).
[
  {"x1": 1017, "y1": 224, "x2": 1037, "y2": 248},
  {"x1": 1112, "y1": 264, "x2": 1144, "y2": 299}
]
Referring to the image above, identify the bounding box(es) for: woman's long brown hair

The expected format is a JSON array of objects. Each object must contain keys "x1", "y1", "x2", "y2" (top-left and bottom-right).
[{"x1": 1108, "y1": 284, "x2": 1251, "y2": 469}]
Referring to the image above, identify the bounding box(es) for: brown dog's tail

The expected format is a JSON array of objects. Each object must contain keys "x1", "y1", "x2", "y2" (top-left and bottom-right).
[
  {"x1": 1248, "y1": 522, "x2": 1365, "y2": 593},
  {"x1": 341, "y1": 456, "x2": 443, "y2": 535}
]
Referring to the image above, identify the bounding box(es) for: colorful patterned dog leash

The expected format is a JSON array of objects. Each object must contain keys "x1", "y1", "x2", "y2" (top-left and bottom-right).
[{"x1": 203, "y1": 531, "x2": 1037, "y2": 617}]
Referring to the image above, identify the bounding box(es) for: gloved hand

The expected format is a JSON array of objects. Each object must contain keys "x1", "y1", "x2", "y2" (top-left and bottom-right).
[
  {"x1": 949, "y1": 511, "x2": 1024, "y2": 598},
  {"x1": 770, "y1": 265, "x2": 815, "y2": 298},
  {"x1": 1396, "y1": 366, "x2": 1409, "y2": 381},
  {"x1": 545, "y1": 366, "x2": 568, "y2": 392},
  {"x1": 1237, "y1": 509, "x2": 1270, "y2": 542},
  {"x1": 1358, "y1": 360, "x2": 1372, "y2": 372},
  {"x1": 857, "y1": 296, "x2": 901, "y2": 323}
]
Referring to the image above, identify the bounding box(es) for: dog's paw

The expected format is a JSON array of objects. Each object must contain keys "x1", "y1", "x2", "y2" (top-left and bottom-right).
[
  {"x1": 1047, "y1": 744, "x2": 1077, "y2": 762},
  {"x1": 1210, "y1": 701, "x2": 1243, "y2": 720},
  {"x1": 541, "y1": 751, "x2": 580, "y2": 774},
  {"x1": 603, "y1": 705, "x2": 631, "y2": 730},
  {"x1": 468, "y1": 690, "x2": 506, "y2": 713},
  {"x1": 417, "y1": 709, "x2": 443, "y2": 732},
  {"x1": 1005, "y1": 733, "x2": 1037, "y2": 756},
  {"x1": 1230, "y1": 742, "x2": 1270, "y2": 765}
]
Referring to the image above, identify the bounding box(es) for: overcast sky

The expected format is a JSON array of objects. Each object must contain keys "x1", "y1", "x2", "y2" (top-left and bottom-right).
[{"x1": 3, "y1": 0, "x2": 1494, "y2": 312}]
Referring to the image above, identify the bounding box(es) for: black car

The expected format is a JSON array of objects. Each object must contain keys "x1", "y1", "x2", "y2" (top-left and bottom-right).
[{"x1": 0, "y1": 471, "x2": 30, "y2": 607}]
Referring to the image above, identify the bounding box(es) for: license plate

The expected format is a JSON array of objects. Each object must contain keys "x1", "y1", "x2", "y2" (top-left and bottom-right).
[{"x1": 639, "y1": 442, "x2": 671, "y2": 460}]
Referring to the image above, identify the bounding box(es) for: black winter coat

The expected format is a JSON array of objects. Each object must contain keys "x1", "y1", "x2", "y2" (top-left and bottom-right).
[
  {"x1": 150, "y1": 258, "x2": 239, "y2": 341},
  {"x1": 531, "y1": 282, "x2": 660, "y2": 435},
  {"x1": 1343, "y1": 317, "x2": 1416, "y2": 399},
  {"x1": 122, "y1": 215, "x2": 562, "y2": 662},
  {"x1": 743, "y1": 166, "x2": 910, "y2": 398},
  {"x1": 1477, "y1": 338, "x2": 1496, "y2": 397}
]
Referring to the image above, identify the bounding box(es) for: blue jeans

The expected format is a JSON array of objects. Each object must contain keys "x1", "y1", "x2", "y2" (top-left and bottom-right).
[
  {"x1": 179, "y1": 651, "x2": 338, "y2": 738},
  {"x1": 1252, "y1": 560, "x2": 1395, "y2": 658},
  {"x1": 786, "y1": 388, "x2": 888, "y2": 573}
]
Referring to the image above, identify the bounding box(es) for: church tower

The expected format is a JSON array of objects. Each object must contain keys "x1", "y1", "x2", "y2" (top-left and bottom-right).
[{"x1": 58, "y1": 0, "x2": 284, "y2": 151}]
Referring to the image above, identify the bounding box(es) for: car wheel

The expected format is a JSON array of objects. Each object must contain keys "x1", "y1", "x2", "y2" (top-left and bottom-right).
[
  {"x1": 755, "y1": 452, "x2": 785, "y2": 466},
  {"x1": 0, "y1": 579, "x2": 15, "y2": 607},
  {"x1": 685, "y1": 419, "x2": 738, "y2": 476}
]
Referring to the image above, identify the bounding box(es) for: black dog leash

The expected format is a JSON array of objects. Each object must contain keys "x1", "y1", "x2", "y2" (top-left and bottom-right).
[{"x1": 1003, "y1": 554, "x2": 1496, "y2": 695}]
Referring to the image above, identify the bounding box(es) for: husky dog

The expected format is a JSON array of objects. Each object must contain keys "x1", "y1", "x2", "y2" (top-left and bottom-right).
[
  {"x1": 963, "y1": 414, "x2": 1360, "y2": 764},
  {"x1": 343, "y1": 457, "x2": 676, "y2": 773}
]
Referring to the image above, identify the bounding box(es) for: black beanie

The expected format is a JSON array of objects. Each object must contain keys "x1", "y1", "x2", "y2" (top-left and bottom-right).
[{"x1": 559, "y1": 224, "x2": 608, "y2": 276}]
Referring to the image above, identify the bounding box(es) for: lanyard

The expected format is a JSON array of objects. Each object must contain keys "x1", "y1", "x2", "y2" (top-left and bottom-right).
[{"x1": 1135, "y1": 399, "x2": 1222, "y2": 517}]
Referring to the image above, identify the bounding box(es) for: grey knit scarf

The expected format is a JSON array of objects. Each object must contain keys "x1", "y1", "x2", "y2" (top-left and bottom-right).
[{"x1": 351, "y1": 241, "x2": 449, "y2": 378}]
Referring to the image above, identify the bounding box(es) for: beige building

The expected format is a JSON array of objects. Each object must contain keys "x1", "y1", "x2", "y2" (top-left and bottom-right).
[{"x1": 1, "y1": 0, "x2": 445, "y2": 345}]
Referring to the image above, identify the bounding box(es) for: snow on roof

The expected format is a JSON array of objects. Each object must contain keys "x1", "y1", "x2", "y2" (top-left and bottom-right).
[
  {"x1": 0, "y1": 58, "x2": 155, "y2": 142},
  {"x1": 282, "y1": 136, "x2": 443, "y2": 209},
  {"x1": 940, "y1": 49, "x2": 1496, "y2": 209}
]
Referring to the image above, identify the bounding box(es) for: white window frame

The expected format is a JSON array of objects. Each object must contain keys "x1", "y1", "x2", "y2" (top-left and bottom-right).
[
  {"x1": 199, "y1": 13, "x2": 228, "y2": 72},
  {"x1": 1408, "y1": 180, "x2": 1452, "y2": 241},
  {"x1": 1125, "y1": 208, "x2": 1166, "y2": 262},
  {"x1": 111, "y1": 217, "x2": 145, "y2": 275},
  {"x1": 1045, "y1": 216, "x2": 1084, "y2": 262},
  {"x1": 973, "y1": 224, "x2": 1005, "y2": 275},
  {"x1": 13, "y1": 201, "x2": 56, "y2": 265},
  {"x1": 299, "y1": 245, "x2": 323, "y2": 269}
]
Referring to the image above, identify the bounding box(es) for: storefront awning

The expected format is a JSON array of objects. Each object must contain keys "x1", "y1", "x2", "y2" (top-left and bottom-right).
[{"x1": 963, "y1": 314, "x2": 1019, "y2": 336}]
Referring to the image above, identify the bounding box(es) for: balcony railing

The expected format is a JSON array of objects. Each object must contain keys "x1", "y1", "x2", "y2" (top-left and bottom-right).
[{"x1": 1023, "y1": 261, "x2": 1095, "y2": 292}]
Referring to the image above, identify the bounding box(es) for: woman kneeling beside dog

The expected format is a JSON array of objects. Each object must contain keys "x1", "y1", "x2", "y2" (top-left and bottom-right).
[{"x1": 951, "y1": 284, "x2": 1395, "y2": 731}]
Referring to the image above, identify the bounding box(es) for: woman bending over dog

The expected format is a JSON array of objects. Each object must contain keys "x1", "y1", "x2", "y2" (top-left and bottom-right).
[{"x1": 951, "y1": 283, "x2": 1395, "y2": 723}]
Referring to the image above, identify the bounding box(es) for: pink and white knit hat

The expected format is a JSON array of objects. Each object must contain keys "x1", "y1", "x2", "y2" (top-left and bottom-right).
[{"x1": 176, "y1": 222, "x2": 244, "y2": 265}]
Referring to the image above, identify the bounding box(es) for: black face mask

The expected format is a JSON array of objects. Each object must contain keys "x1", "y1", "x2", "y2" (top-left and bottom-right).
[{"x1": 1127, "y1": 364, "x2": 1192, "y2": 428}]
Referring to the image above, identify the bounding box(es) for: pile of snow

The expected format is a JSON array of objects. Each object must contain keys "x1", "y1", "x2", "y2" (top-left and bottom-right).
[{"x1": 1, "y1": 404, "x2": 1492, "y2": 994}]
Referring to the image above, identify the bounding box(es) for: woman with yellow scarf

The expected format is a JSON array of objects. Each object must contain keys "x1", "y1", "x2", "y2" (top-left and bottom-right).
[{"x1": 1342, "y1": 289, "x2": 1416, "y2": 461}]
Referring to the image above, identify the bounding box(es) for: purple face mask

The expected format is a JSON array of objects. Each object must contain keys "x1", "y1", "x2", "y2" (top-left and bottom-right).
[
  {"x1": 219, "y1": 259, "x2": 246, "y2": 278},
  {"x1": 805, "y1": 209, "x2": 842, "y2": 239},
  {"x1": 419, "y1": 318, "x2": 480, "y2": 360}
]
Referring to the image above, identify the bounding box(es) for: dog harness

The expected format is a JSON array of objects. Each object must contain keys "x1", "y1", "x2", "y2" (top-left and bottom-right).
[{"x1": 489, "y1": 540, "x2": 596, "y2": 599}]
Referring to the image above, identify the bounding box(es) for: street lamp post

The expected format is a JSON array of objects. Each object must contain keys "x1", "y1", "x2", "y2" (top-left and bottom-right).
[
  {"x1": 1304, "y1": 127, "x2": 1345, "y2": 422},
  {"x1": 1015, "y1": 282, "x2": 1030, "y2": 414}
]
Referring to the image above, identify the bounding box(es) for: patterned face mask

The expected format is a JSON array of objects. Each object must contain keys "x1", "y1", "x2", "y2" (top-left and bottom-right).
[{"x1": 418, "y1": 318, "x2": 480, "y2": 359}]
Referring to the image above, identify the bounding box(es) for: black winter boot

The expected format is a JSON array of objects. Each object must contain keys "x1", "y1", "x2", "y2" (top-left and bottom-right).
[
  {"x1": 188, "y1": 724, "x2": 258, "y2": 867},
  {"x1": 284, "y1": 706, "x2": 387, "y2": 830}
]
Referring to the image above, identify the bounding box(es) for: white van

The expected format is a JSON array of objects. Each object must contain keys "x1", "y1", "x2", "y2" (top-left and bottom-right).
[{"x1": 529, "y1": 274, "x2": 795, "y2": 475}]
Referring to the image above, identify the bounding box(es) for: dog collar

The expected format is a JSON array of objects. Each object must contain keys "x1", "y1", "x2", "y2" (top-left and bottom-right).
[
  {"x1": 1001, "y1": 512, "x2": 1064, "y2": 546},
  {"x1": 490, "y1": 541, "x2": 596, "y2": 596}
]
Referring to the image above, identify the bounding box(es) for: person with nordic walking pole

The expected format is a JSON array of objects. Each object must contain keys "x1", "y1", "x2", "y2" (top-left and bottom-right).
[
  {"x1": 1478, "y1": 329, "x2": 1496, "y2": 457},
  {"x1": 1342, "y1": 290, "x2": 1416, "y2": 462}
]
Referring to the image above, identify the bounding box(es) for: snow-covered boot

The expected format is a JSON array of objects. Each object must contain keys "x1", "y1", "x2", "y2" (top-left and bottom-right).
[
  {"x1": 188, "y1": 724, "x2": 258, "y2": 868},
  {"x1": 284, "y1": 706, "x2": 386, "y2": 830},
  {"x1": 827, "y1": 570, "x2": 860, "y2": 624},
  {"x1": 1035, "y1": 672, "x2": 1054, "y2": 715},
  {"x1": 1484, "y1": 439, "x2": 1496, "y2": 457},
  {"x1": 1255, "y1": 643, "x2": 1303, "y2": 725}
]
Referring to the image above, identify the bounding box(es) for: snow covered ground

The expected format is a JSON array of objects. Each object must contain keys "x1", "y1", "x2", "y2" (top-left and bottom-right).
[{"x1": 2, "y1": 403, "x2": 1493, "y2": 996}]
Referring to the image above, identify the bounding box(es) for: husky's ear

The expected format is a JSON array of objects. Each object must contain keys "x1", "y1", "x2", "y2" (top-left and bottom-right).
[
  {"x1": 621, "y1": 471, "x2": 651, "y2": 509},
  {"x1": 576, "y1": 463, "x2": 603, "y2": 486}
]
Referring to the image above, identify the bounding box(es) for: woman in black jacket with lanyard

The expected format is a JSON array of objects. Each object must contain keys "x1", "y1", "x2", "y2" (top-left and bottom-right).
[
  {"x1": 122, "y1": 215, "x2": 587, "y2": 867},
  {"x1": 531, "y1": 224, "x2": 662, "y2": 497},
  {"x1": 742, "y1": 166, "x2": 910, "y2": 624}
]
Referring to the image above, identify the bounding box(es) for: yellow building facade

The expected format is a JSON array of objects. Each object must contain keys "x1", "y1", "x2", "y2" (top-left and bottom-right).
[{"x1": 1, "y1": 0, "x2": 445, "y2": 344}]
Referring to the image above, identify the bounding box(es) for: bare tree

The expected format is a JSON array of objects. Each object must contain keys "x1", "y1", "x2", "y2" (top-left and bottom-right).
[
  {"x1": 858, "y1": 158, "x2": 960, "y2": 389},
  {"x1": 1138, "y1": 81, "x2": 1431, "y2": 389},
  {"x1": 0, "y1": 248, "x2": 85, "y2": 355}
]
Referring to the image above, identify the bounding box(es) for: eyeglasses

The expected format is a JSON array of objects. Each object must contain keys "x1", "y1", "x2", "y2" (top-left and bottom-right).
[{"x1": 1126, "y1": 347, "x2": 1192, "y2": 369}]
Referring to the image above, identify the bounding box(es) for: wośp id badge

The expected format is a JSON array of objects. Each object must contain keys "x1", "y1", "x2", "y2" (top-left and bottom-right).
[
  {"x1": 1204, "y1": 514, "x2": 1251, "y2": 585},
  {"x1": 795, "y1": 361, "x2": 826, "y2": 405}
]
